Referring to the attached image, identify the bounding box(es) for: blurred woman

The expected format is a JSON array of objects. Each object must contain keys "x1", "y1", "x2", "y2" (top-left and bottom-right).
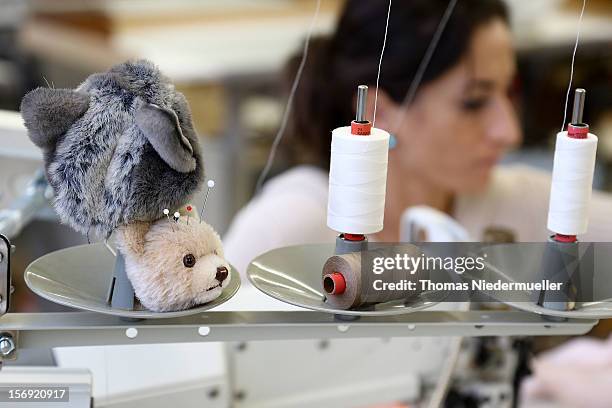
[{"x1": 224, "y1": 0, "x2": 612, "y2": 277}]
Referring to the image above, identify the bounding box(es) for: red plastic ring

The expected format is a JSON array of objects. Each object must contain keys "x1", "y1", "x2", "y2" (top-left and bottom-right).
[
  {"x1": 323, "y1": 272, "x2": 346, "y2": 295},
  {"x1": 351, "y1": 120, "x2": 372, "y2": 136},
  {"x1": 554, "y1": 233, "x2": 577, "y2": 243},
  {"x1": 567, "y1": 124, "x2": 589, "y2": 139},
  {"x1": 343, "y1": 233, "x2": 366, "y2": 242}
]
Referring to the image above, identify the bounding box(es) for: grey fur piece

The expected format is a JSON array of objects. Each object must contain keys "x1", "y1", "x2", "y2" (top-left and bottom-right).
[
  {"x1": 135, "y1": 103, "x2": 196, "y2": 173},
  {"x1": 20, "y1": 60, "x2": 204, "y2": 237}
]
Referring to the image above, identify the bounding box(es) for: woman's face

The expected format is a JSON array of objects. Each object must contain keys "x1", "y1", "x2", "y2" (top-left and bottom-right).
[{"x1": 379, "y1": 18, "x2": 521, "y2": 193}]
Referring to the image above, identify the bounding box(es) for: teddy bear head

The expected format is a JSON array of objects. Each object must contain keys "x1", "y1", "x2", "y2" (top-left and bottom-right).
[{"x1": 117, "y1": 211, "x2": 231, "y2": 312}]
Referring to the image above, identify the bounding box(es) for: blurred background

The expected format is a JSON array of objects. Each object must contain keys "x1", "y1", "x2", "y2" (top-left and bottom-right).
[
  {"x1": 0, "y1": 1, "x2": 611, "y2": 407},
  {"x1": 1, "y1": 0, "x2": 611, "y2": 236}
]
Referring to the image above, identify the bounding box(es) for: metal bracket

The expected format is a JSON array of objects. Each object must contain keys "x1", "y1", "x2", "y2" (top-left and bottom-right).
[
  {"x1": 0, "y1": 311, "x2": 597, "y2": 352},
  {"x1": 106, "y1": 252, "x2": 136, "y2": 311},
  {"x1": 0, "y1": 331, "x2": 17, "y2": 367},
  {"x1": 0, "y1": 235, "x2": 11, "y2": 317}
]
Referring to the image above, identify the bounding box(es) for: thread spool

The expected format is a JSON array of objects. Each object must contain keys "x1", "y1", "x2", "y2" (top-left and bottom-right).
[
  {"x1": 327, "y1": 126, "x2": 390, "y2": 235},
  {"x1": 547, "y1": 130, "x2": 598, "y2": 236},
  {"x1": 322, "y1": 245, "x2": 427, "y2": 310}
]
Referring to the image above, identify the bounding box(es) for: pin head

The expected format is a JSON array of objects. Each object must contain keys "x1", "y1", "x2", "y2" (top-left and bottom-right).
[
  {"x1": 207, "y1": 180, "x2": 215, "y2": 188},
  {"x1": 163, "y1": 209, "x2": 170, "y2": 215}
]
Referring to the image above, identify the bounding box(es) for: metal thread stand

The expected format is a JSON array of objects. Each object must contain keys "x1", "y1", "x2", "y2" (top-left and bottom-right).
[
  {"x1": 535, "y1": 239, "x2": 590, "y2": 313},
  {"x1": 106, "y1": 252, "x2": 136, "y2": 311}
]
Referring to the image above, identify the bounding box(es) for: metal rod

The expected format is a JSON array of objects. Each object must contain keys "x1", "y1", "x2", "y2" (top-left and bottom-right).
[
  {"x1": 356, "y1": 85, "x2": 368, "y2": 122},
  {"x1": 571, "y1": 88, "x2": 586, "y2": 124},
  {"x1": 0, "y1": 311, "x2": 597, "y2": 349}
]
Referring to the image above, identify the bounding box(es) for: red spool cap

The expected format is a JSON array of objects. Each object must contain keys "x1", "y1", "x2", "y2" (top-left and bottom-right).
[
  {"x1": 351, "y1": 120, "x2": 372, "y2": 136},
  {"x1": 554, "y1": 233, "x2": 577, "y2": 243},
  {"x1": 323, "y1": 272, "x2": 346, "y2": 295},
  {"x1": 567, "y1": 123, "x2": 589, "y2": 139},
  {"x1": 343, "y1": 233, "x2": 366, "y2": 242}
]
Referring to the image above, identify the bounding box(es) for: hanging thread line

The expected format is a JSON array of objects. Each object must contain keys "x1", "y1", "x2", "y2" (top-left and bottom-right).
[
  {"x1": 560, "y1": 0, "x2": 587, "y2": 132},
  {"x1": 255, "y1": 0, "x2": 322, "y2": 194},
  {"x1": 393, "y1": 0, "x2": 458, "y2": 133},
  {"x1": 372, "y1": 0, "x2": 393, "y2": 127}
]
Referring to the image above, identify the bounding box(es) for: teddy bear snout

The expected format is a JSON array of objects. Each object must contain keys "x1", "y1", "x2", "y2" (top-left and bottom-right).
[{"x1": 216, "y1": 266, "x2": 228, "y2": 282}]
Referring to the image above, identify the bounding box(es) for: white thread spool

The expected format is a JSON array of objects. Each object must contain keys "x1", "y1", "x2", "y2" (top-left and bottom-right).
[
  {"x1": 547, "y1": 130, "x2": 598, "y2": 236},
  {"x1": 327, "y1": 126, "x2": 390, "y2": 234}
]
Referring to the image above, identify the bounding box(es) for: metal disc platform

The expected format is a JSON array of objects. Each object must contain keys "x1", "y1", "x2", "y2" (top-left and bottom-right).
[
  {"x1": 247, "y1": 244, "x2": 448, "y2": 316},
  {"x1": 470, "y1": 243, "x2": 612, "y2": 319},
  {"x1": 24, "y1": 243, "x2": 241, "y2": 319}
]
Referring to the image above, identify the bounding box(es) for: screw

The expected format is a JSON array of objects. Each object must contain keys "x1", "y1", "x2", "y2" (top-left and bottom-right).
[
  {"x1": 0, "y1": 336, "x2": 15, "y2": 356},
  {"x1": 208, "y1": 388, "x2": 220, "y2": 399}
]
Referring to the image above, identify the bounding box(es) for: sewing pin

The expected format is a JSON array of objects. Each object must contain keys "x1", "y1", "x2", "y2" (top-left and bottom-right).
[{"x1": 199, "y1": 179, "x2": 215, "y2": 222}]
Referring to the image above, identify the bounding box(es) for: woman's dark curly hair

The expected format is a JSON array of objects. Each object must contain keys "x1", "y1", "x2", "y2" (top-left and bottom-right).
[{"x1": 284, "y1": 0, "x2": 509, "y2": 169}]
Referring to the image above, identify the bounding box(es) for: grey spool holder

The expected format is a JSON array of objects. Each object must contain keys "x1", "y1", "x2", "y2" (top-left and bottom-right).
[
  {"x1": 106, "y1": 252, "x2": 138, "y2": 319},
  {"x1": 331, "y1": 234, "x2": 371, "y2": 320},
  {"x1": 334, "y1": 234, "x2": 368, "y2": 255},
  {"x1": 534, "y1": 237, "x2": 582, "y2": 317}
]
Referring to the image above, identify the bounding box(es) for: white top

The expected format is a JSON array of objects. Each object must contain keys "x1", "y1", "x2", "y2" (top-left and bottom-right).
[{"x1": 224, "y1": 164, "x2": 612, "y2": 284}]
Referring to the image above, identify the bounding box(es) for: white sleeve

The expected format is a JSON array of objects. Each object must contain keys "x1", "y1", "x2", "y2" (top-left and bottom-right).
[
  {"x1": 583, "y1": 189, "x2": 612, "y2": 241},
  {"x1": 516, "y1": 166, "x2": 612, "y2": 241},
  {"x1": 516, "y1": 165, "x2": 612, "y2": 241},
  {"x1": 223, "y1": 189, "x2": 334, "y2": 283},
  {"x1": 458, "y1": 165, "x2": 612, "y2": 242}
]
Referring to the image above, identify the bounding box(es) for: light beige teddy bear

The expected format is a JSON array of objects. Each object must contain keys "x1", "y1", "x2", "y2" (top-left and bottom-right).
[{"x1": 116, "y1": 208, "x2": 231, "y2": 312}]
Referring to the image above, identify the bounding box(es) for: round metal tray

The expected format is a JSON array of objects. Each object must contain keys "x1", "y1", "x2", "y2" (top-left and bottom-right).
[
  {"x1": 503, "y1": 301, "x2": 612, "y2": 319},
  {"x1": 471, "y1": 243, "x2": 612, "y2": 319},
  {"x1": 247, "y1": 244, "x2": 446, "y2": 316},
  {"x1": 25, "y1": 243, "x2": 240, "y2": 319}
]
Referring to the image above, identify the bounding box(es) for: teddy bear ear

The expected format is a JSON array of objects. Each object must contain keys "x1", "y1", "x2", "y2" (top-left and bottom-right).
[
  {"x1": 135, "y1": 103, "x2": 197, "y2": 173},
  {"x1": 116, "y1": 221, "x2": 151, "y2": 257},
  {"x1": 20, "y1": 87, "x2": 90, "y2": 149}
]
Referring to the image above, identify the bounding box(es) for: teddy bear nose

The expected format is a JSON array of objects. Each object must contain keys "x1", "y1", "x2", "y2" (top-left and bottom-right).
[{"x1": 216, "y1": 266, "x2": 228, "y2": 282}]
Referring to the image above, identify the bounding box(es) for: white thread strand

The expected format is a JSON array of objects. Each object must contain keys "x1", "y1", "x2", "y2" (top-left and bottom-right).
[
  {"x1": 372, "y1": 0, "x2": 393, "y2": 127},
  {"x1": 561, "y1": 0, "x2": 587, "y2": 132},
  {"x1": 255, "y1": 0, "x2": 322, "y2": 194},
  {"x1": 393, "y1": 0, "x2": 458, "y2": 133}
]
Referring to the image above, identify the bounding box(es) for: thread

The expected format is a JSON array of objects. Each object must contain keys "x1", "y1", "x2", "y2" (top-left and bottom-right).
[
  {"x1": 372, "y1": 0, "x2": 393, "y2": 127},
  {"x1": 393, "y1": 0, "x2": 458, "y2": 132},
  {"x1": 560, "y1": 0, "x2": 587, "y2": 132},
  {"x1": 322, "y1": 245, "x2": 427, "y2": 310},
  {"x1": 547, "y1": 131, "x2": 598, "y2": 236},
  {"x1": 255, "y1": 0, "x2": 322, "y2": 194},
  {"x1": 327, "y1": 126, "x2": 390, "y2": 234}
]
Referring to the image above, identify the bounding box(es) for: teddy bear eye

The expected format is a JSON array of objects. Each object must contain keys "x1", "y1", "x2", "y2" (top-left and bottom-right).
[{"x1": 183, "y1": 254, "x2": 196, "y2": 268}]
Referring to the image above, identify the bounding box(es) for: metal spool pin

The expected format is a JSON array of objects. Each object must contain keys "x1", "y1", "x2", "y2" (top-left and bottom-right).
[
  {"x1": 356, "y1": 85, "x2": 368, "y2": 123},
  {"x1": 571, "y1": 88, "x2": 586, "y2": 125}
]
